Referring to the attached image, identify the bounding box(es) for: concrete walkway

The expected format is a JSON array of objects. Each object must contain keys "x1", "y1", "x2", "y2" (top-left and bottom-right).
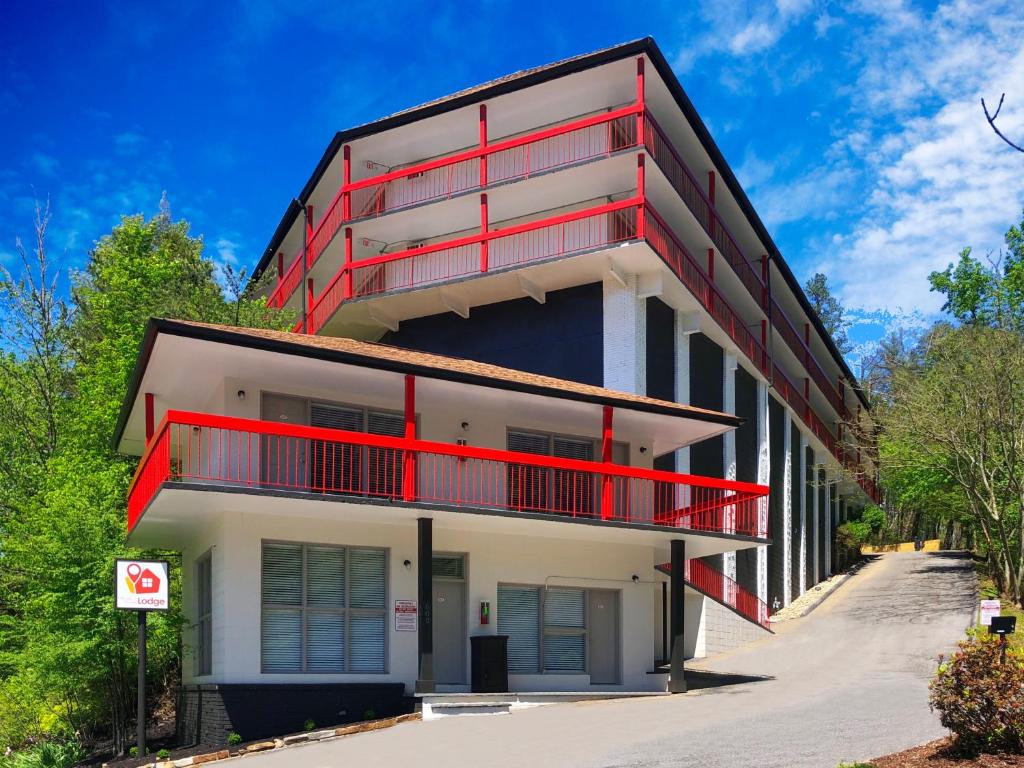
[{"x1": 241, "y1": 552, "x2": 976, "y2": 768}]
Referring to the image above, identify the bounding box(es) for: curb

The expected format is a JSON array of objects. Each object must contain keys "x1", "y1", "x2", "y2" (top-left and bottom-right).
[
  {"x1": 797, "y1": 557, "x2": 871, "y2": 618},
  {"x1": 118, "y1": 712, "x2": 422, "y2": 768}
]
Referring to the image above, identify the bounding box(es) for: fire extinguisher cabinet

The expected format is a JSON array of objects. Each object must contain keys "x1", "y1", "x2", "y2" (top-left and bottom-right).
[{"x1": 470, "y1": 634, "x2": 509, "y2": 693}]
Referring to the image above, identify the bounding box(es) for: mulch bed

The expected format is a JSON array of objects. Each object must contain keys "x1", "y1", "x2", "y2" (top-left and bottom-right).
[{"x1": 870, "y1": 738, "x2": 1024, "y2": 767}]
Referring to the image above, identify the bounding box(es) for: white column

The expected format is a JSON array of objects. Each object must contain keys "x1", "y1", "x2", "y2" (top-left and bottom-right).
[
  {"x1": 674, "y1": 312, "x2": 692, "y2": 473},
  {"x1": 782, "y1": 413, "x2": 793, "y2": 606},
  {"x1": 756, "y1": 381, "x2": 770, "y2": 606},
  {"x1": 798, "y1": 433, "x2": 808, "y2": 596},
  {"x1": 602, "y1": 274, "x2": 646, "y2": 394},
  {"x1": 722, "y1": 354, "x2": 738, "y2": 583}
]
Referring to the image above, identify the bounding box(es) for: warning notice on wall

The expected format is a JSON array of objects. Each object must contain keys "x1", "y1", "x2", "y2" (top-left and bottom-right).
[{"x1": 395, "y1": 600, "x2": 417, "y2": 631}]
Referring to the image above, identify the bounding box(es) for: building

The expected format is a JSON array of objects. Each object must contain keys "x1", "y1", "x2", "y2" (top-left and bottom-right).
[{"x1": 116, "y1": 37, "x2": 878, "y2": 744}]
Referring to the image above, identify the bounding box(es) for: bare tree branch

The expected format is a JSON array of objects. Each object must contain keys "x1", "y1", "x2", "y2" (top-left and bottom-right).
[{"x1": 982, "y1": 93, "x2": 1024, "y2": 153}]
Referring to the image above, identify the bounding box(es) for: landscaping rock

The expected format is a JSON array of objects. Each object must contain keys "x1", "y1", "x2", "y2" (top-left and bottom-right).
[
  {"x1": 191, "y1": 750, "x2": 228, "y2": 764},
  {"x1": 281, "y1": 734, "x2": 308, "y2": 746},
  {"x1": 172, "y1": 758, "x2": 194, "y2": 767},
  {"x1": 245, "y1": 741, "x2": 276, "y2": 753},
  {"x1": 308, "y1": 729, "x2": 336, "y2": 741}
]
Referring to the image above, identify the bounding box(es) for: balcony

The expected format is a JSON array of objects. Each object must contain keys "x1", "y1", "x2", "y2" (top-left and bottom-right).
[
  {"x1": 127, "y1": 411, "x2": 769, "y2": 540},
  {"x1": 260, "y1": 98, "x2": 877, "y2": 500}
]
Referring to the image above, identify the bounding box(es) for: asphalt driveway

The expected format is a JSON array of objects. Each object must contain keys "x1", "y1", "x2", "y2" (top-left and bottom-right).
[{"x1": 241, "y1": 551, "x2": 976, "y2": 768}]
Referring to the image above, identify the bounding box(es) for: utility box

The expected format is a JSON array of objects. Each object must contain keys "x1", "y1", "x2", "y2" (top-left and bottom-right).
[{"x1": 470, "y1": 635, "x2": 508, "y2": 693}]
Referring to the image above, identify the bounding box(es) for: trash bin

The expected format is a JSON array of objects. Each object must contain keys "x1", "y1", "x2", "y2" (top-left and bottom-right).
[{"x1": 470, "y1": 634, "x2": 508, "y2": 693}]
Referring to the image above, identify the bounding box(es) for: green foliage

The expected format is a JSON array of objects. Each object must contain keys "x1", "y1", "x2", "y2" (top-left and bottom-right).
[
  {"x1": 303, "y1": 719, "x2": 316, "y2": 732},
  {"x1": 804, "y1": 272, "x2": 851, "y2": 354},
  {"x1": 227, "y1": 732, "x2": 242, "y2": 746},
  {"x1": 0, "y1": 207, "x2": 292, "y2": 755},
  {"x1": 362, "y1": 709, "x2": 376, "y2": 721},
  {"x1": 930, "y1": 633, "x2": 1024, "y2": 755},
  {"x1": 0, "y1": 739, "x2": 85, "y2": 768},
  {"x1": 157, "y1": 748, "x2": 171, "y2": 758}
]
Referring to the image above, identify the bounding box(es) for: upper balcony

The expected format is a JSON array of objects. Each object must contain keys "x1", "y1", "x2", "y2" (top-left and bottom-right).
[{"x1": 119, "y1": 319, "x2": 770, "y2": 550}]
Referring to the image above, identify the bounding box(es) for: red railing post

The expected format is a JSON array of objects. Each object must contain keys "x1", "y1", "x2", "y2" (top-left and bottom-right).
[
  {"x1": 403, "y1": 375, "x2": 416, "y2": 501},
  {"x1": 601, "y1": 405, "x2": 614, "y2": 520},
  {"x1": 342, "y1": 145, "x2": 352, "y2": 221},
  {"x1": 343, "y1": 227, "x2": 353, "y2": 300},
  {"x1": 707, "y1": 248, "x2": 715, "y2": 282},
  {"x1": 636, "y1": 155, "x2": 645, "y2": 239},
  {"x1": 144, "y1": 393, "x2": 154, "y2": 445},
  {"x1": 479, "y1": 104, "x2": 488, "y2": 188},
  {"x1": 276, "y1": 252, "x2": 284, "y2": 284},
  {"x1": 761, "y1": 319, "x2": 768, "y2": 372},
  {"x1": 306, "y1": 278, "x2": 315, "y2": 330},
  {"x1": 635, "y1": 57, "x2": 645, "y2": 145},
  {"x1": 480, "y1": 193, "x2": 489, "y2": 273},
  {"x1": 707, "y1": 170, "x2": 716, "y2": 240}
]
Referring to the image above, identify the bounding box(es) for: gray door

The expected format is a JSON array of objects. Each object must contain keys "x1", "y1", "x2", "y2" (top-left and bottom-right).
[
  {"x1": 261, "y1": 394, "x2": 308, "y2": 489},
  {"x1": 587, "y1": 590, "x2": 619, "y2": 684},
  {"x1": 432, "y1": 579, "x2": 466, "y2": 684}
]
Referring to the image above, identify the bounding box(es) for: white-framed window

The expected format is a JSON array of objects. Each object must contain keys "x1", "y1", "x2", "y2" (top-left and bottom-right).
[
  {"x1": 196, "y1": 551, "x2": 213, "y2": 676},
  {"x1": 496, "y1": 585, "x2": 588, "y2": 673},
  {"x1": 261, "y1": 542, "x2": 387, "y2": 673}
]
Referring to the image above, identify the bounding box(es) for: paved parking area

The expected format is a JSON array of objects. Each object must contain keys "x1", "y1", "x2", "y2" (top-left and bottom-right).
[{"x1": 243, "y1": 552, "x2": 975, "y2": 768}]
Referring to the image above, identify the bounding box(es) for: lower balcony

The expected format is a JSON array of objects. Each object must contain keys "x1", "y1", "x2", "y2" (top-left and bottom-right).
[{"x1": 128, "y1": 411, "x2": 769, "y2": 549}]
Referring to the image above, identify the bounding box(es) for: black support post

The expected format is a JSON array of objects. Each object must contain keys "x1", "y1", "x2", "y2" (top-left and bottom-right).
[
  {"x1": 416, "y1": 517, "x2": 434, "y2": 693},
  {"x1": 661, "y1": 581, "x2": 668, "y2": 665},
  {"x1": 669, "y1": 539, "x2": 687, "y2": 693},
  {"x1": 137, "y1": 611, "x2": 147, "y2": 756}
]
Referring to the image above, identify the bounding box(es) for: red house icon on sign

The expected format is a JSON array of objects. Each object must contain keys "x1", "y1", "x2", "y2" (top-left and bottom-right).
[{"x1": 126, "y1": 563, "x2": 160, "y2": 594}]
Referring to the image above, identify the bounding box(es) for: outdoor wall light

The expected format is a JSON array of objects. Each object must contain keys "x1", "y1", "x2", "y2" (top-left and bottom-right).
[
  {"x1": 639, "y1": 446, "x2": 647, "y2": 454},
  {"x1": 631, "y1": 574, "x2": 640, "y2": 583},
  {"x1": 460, "y1": 421, "x2": 469, "y2": 430},
  {"x1": 403, "y1": 559, "x2": 412, "y2": 570},
  {"x1": 236, "y1": 389, "x2": 246, "y2": 401}
]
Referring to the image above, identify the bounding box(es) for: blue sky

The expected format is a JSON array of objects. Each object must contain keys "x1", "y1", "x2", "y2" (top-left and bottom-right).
[{"x1": 2, "y1": 0, "x2": 1022, "y2": 366}]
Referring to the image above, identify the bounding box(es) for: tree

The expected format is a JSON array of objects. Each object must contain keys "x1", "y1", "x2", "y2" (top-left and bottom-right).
[
  {"x1": 804, "y1": 272, "x2": 852, "y2": 355},
  {"x1": 982, "y1": 94, "x2": 1024, "y2": 154},
  {"x1": 0, "y1": 205, "x2": 293, "y2": 754}
]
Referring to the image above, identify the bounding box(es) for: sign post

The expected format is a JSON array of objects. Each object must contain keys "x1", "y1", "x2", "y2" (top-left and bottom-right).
[{"x1": 115, "y1": 559, "x2": 169, "y2": 758}]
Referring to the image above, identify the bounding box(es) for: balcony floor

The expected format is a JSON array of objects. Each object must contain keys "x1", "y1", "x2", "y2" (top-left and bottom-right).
[{"x1": 128, "y1": 481, "x2": 768, "y2": 556}]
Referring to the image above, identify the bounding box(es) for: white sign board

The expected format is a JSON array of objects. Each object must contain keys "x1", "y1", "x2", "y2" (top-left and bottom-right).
[
  {"x1": 115, "y1": 559, "x2": 169, "y2": 611},
  {"x1": 395, "y1": 599, "x2": 417, "y2": 631},
  {"x1": 980, "y1": 599, "x2": 1001, "y2": 626}
]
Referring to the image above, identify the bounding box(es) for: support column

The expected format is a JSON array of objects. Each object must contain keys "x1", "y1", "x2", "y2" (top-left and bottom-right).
[
  {"x1": 144, "y1": 392, "x2": 155, "y2": 444},
  {"x1": 783, "y1": 414, "x2": 793, "y2": 606},
  {"x1": 799, "y1": 433, "x2": 808, "y2": 596},
  {"x1": 669, "y1": 539, "x2": 686, "y2": 693},
  {"x1": 756, "y1": 381, "x2": 770, "y2": 606},
  {"x1": 403, "y1": 376, "x2": 416, "y2": 502},
  {"x1": 600, "y1": 405, "x2": 614, "y2": 520},
  {"x1": 416, "y1": 517, "x2": 434, "y2": 693},
  {"x1": 722, "y1": 354, "x2": 738, "y2": 582},
  {"x1": 602, "y1": 275, "x2": 646, "y2": 395},
  {"x1": 674, "y1": 311, "x2": 696, "y2": 474},
  {"x1": 813, "y1": 451, "x2": 822, "y2": 585}
]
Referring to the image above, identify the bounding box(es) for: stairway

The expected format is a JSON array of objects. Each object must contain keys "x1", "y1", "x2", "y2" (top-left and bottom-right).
[{"x1": 656, "y1": 558, "x2": 771, "y2": 631}]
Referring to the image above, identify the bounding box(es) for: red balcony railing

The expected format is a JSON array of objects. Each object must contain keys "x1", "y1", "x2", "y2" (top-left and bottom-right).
[
  {"x1": 267, "y1": 245, "x2": 304, "y2": 309},
  {"x1": 656, "y1": 557, "x2": 771, "y2": 630},
  {"x1": 127, "y1": 411, "x2": 769, "y2": 538},
  {"x1": 644, "y1": 204, "x2": 770, "y2": 377},
  {"x1": 307, "y1": 197, "x2": 640, "y2": 334}
]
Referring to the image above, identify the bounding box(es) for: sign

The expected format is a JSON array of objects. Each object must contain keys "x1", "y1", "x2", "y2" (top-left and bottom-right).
[
  {"x1": 115, "y1": 559, "x2": 170, "y2": 611},
  {"x1": 980, "y1": 599, "x2": 1001, "y2": 626},
  {"x1": 395, "y1": 599, "x2": 417, "y2": 631},
  {"x1": 989, "y1": 616, "x2": 1017, "y2": 636}
]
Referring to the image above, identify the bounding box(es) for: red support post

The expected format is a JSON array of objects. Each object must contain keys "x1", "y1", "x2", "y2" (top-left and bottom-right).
[
  {"x1": 343, "y1": 227, "x2": 353, "y2": 300},
  {"x1": 601, "y1": 405, "x2": 614, "y2": 520},
  {"x1": 307, "y1": 278, "x2": 315, "y2": 320},
  {"x1": 636, "y1": 57, "x2": 645, "y2": 145},
  {"x1": 707, "y1": 248, "x2": 715, "y2": 281},
  {"x1": 480, "y1": 193, "x2": 489, "y2": 273},
  {"x1": 760, "y1": 255, "x2": 769, "y2": 310},
  {"x1": 144, "y1": 393, "x2": 154, "y2": 444},
  {"x1": 636, "y1": 154, "x2": 645, "y2": 239},
  {"x1": 708, "y1": 171, "x2": 716, "y2": 239},
  {"x1": 277, "y1": 252, "x2": 284, "y2": 284},
  {"x1": 403, "y1": 375, "x2": 416, "y2": 502},
  {"x1": 304, "y1": 205, "x2": 314, "y2": 268},
  {"x1": 479, "y1": 105, "x2": 488, "y2": 188},
  {"x1": 761, "y1": 319, "x2": 768, "y2": 372},
  {"x1": 342, "y1": 145, "x2": 352, "y2": 221}
]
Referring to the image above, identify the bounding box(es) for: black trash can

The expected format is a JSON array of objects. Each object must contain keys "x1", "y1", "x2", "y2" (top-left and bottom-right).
[{"x1": 470, "y1": 634, "x2": 509, "y2": 693}]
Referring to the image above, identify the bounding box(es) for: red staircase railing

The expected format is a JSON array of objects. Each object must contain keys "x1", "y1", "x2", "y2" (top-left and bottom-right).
[
  {"x1": 128, "y1": 411, "x2": 770, "y2": 537},
  {"x1": 656, "y1": 557, "x2": 771, "y2": 630}
]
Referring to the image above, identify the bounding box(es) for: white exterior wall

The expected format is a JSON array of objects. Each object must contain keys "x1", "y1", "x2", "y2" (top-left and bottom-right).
[
  {"x1": 602, "y1": 274, "x2": 646, "y2": 395},
  {"x1": 722, "y1": 354, "x2": 737, "y2": 585},
  {"x1": 756, "y1": 381, "x2": 770, "y2": 605},
  {"x1": 180, "y1": 512, "x2": 667, "y2": 692}
]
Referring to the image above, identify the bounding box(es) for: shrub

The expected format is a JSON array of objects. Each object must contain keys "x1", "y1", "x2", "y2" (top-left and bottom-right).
[
  {"x1": 362, "y1": 709, "x2": 376, "y2": 721},
  {"x1": 303, "y1": 719, "x2": 315, "y2": 732},
  {"x1": 930, "y1": 633, "x2": 1024, "y2": 754},
  {"x1": 0, "y1": 739, "x2": 85, "y2": 768},
  {"x1": 157, "y1": 748, "x2": 171, "y2": 759},
  {"x1": 226, "y1": 732, "x2": 242, "y2": 746}
]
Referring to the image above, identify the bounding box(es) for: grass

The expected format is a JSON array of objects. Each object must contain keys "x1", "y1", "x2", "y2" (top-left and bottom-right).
[{"x1": 973, "y1": 557, "x2": 1024, "y2": 650}]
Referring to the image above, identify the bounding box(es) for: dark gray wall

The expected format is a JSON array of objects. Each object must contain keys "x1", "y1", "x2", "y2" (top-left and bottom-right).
[
  {"x1": 689, "y1": 333, "x2": 723, "y2": 478},
  {"x1": 818, "y1": 468, "x2": 828, "y2": 579},
  {"x1": 734, "y1": 366, "x2": 758, "y2": 595},
  {"x1": 381, "y1": 283, "x2": 603, "y2": 385},
  {"x1": 646, "y1": 298, "x2": 676, "y2": 473},
  {"x1": 789, "y1": 423, "x2": 801, "y2": 596}
]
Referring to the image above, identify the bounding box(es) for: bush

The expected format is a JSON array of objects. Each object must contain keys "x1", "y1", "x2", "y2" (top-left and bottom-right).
[
  {"x1": 226, "y1": 732, "x2": 242, "y2": 746},
  {"x1": 0, "y1": 739, "x2": 85, "y2": 768},
  {"x1": 302, "y1": 719, "x2": 315, "y2": 732},
  {"x1": 930, "y1": 633, "x2": 1024, "y2": 754},
  {"x1": 157, "y1": 748, "x2": 170, "y2": 759}
]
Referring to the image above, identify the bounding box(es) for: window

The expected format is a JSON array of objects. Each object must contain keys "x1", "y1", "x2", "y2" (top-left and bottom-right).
[
  {"x1": 196, "y1": 552, "x2": 213, "y2": 676},
  {"x1": 307, "y1": 402, "x2": 406, "y2": 498},
  {"x1": 261, "y1": 542, "x2": 387, "y2": 673},
  {"x1": 497, "y1": 585, "x2": 589, "y2": 674}
]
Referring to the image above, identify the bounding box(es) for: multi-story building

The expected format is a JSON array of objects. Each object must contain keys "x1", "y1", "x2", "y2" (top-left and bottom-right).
[{"x1": 116, "y1": 37, "x2": 877, "y2": 744}]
